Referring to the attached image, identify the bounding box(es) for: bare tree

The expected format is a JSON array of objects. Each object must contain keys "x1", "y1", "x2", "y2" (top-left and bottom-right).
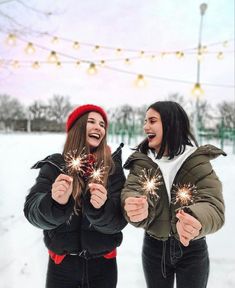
[
  {"x1": 28, "y1": 100, "x2": 49, "y2": 120},
  {"x1": 0, "y1": 94, "x2": 25, "y2": 130},
  {"x1": 218, "y1": 101, "x2": 235, "y2": 129},
  {"x1": 48, "y1": 95, "x2": 72, "y2": 124},
  {"x1": 0, "y1": 94, "x2": 25, "y2": 120}
]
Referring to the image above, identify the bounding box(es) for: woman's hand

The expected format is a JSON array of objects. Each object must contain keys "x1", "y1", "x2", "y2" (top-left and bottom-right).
[
  {"x1": 51, "y1": 174, "x2": 73, "y2": 205},
  {"x1": 124, "y1": 196, "x2": 148, "y2": 222},
  {"x1": 88, "y1": 183, "x2": 107, "y2": 209},
  {"x1": 176, "y1": 210, "x2": 202, "y2": 246}
]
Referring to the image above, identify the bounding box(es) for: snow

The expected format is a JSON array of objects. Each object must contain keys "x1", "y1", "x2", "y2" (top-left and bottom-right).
[{"x1": 0, "y1": 133, "x2": 234, "y2": 288}]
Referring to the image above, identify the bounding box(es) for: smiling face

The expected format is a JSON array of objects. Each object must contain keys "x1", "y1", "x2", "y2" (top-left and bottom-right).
[
  {"x1": 86, "y1": 111, "x2": 106, "y2": 150},
  {"x1": 144, "y1": 108, "x2": 163, "y2": 153}
]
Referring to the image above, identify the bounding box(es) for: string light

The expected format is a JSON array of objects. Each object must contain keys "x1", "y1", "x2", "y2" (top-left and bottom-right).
[
  {"x1": 32, "y1": 61, "x2": 40, "y2": 69},
  {"x1": 48, "y1": 51, "x2": 58, "y2": 63},
  {"x1": 87, "y1": 63, "x2": 97, "y2": 74},
  {"x1": 51, "y1": 36, "x2": 59, "y2": 44},
  {"x1": 73, "y1": 41, "x2": 80, "y2": 49},
  {"x1": 135, "y1": 74, "x2": 147, "y2": 87},
  {"x1": 1, "y1": 32, "x2": 234, "y2": 89},
  {"x1": 197, "y1": 50, "x2": 204, "y2": 61},
  {"x1": 11, "y1": 60, "x2": 20, "y2": 68},
  {"x1": 150, "y1": 55, "x2": 157, "y2": 61},
  {"x1": 24, "y1": 42, "x2": 36, "y2": 54},
  {"x1": 116, "y1": 48, "x2": 122, "y2": 54},
  {"x1": 176, "y1": 51, "x2": 184, "y2": 59},
  {"x1": 125, "y1": 58, "x2": 131, "y2": 65},
  {"x1": 192, "y1": 82, "x2": 204, "y2": 98},
  {"x1": 217, "y1": 51, "x2": 224, "y2": 60},
  {"x1": 6, "y1": 34, "x2": 16, "y2": 46},
  {"x1": 223, "y1": 40, "x2": 228, "y2": 47},
  {"x1": 202, "y1": 45, "x2": 208, "y2": 53},
  {"x1": 75, "y1": 60, "x2": 80, "y2": 68},
  {"x1": 56, "y1": 61, "x2": 62, "y2": 68},
  {"x1": 93, "y1": 45, "x2": 100, "y2": 52}
]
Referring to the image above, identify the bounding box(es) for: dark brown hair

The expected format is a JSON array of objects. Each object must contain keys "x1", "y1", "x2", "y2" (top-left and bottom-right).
[{"x1": 136, "y1": 101, "x2": 198, "y2": 159}]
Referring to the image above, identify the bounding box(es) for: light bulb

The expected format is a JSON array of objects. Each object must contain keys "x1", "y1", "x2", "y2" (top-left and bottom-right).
[
  {"x1": 48, "y1": 51, "x2": 58, "y2": 63},
  {"x1": 192, "y1": 83, "x2": 204, "y2": 98},
  {"x1": 116, "y1": 48, "x2": 122, "y2": 54},
  {"x1": 73, "y1": 41, "x2": 80, "y2": 49},
  {"x1": 32, "y1": 61, "x2": 40, "y2": 69},
  {"x1": 87, "y1": 63, "x2": 97, "y2": 75},
  {"x1": 93, "y1": 45, "x2": 100, "y2": 52},
  {"x1": 25, "y1": 42, "x2": 35, "y2": 54},
  {"x1": 52, "y1": 36, "x2": 59, "y2": 44},
  {"x1": 217, "y1": 52, "x2": 224, "y2": 60},
  {"x1": 6, "y1": 34, "x2": 16, "y2": 46},
  {"x1": 135, "y1": 74, "x2": 147, "y2": 87}
]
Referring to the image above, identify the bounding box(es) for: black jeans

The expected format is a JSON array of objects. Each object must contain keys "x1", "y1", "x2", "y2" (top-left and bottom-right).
[
  {"x1": 142, "y1": 233, "x2": 209, "y2": 288},
  {"x1": 46, "y1": 254, "x2": 117, "y2": 288}
]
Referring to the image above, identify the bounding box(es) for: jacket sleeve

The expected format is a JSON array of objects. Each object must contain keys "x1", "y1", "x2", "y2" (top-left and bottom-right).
[
  {"x1": 23, "y1": 163, "x2": 74, "y2": 230},
  {"x1": 121, "y1": 164, "x2": 160, "y2": 229},
  {"x1": 83, "y1": 146, "x2": 127, "y2": 234},
  {"x1": 186, "y1": 161, "x2": 225, "y2": 238}
]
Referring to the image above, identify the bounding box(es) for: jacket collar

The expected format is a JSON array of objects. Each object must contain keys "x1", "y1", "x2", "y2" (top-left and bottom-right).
[
  {"x1": 31, "y1": 143, "x2": 125, "y2": 172},
  {"x1": 124, "y1": 144, "x2": 226, "y2": 170}
]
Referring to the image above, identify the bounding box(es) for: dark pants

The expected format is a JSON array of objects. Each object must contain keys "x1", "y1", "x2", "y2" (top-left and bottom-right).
[
  {"x1": 46, "y1": 254, "x2": 117, "y2": 288},
  {"x1": 142, "y1": 233, "x2": 209, "y2": 288}
]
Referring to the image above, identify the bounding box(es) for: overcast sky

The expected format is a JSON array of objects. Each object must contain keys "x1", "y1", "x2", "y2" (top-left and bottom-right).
[{"x1": 0, "y1": 0, "x2": 234, "y2": 109}]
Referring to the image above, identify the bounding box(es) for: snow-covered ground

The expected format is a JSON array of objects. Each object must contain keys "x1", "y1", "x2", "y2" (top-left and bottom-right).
[{"x1": 0, "y1": 133, "x2": 234, "y2": 288}]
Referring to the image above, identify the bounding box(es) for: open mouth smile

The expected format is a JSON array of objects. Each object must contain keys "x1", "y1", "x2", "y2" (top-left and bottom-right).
[{"x1": 88, "y1": 133, "x2": 101, "y2": 140}]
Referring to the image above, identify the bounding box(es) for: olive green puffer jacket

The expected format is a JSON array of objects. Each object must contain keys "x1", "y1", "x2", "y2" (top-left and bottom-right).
[{"x1": 121, "y1": 144, "x2": 226, "y2": 241}]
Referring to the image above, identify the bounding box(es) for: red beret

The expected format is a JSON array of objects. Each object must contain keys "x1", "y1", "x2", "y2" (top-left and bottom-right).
[{"x1": 66, "y1": 104, "x2": 108, "y2": 132}]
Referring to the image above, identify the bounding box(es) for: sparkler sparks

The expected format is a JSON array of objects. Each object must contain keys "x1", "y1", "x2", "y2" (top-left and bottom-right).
[
  {"x1": 171, "y1": 183, "x2": 198, "y2": 208},
  {"x1": 64, "y1": 148, "x2": 91, "y2": 177},
  {"x1": 64, "y1": 148, "x2": 108, "y2": 183},
  {"x1": 138, "y1": 168, "x2": 162, "y2": 199},
  {"x1": 89, "y1": 161, "x2": 107, "y2": 184}
]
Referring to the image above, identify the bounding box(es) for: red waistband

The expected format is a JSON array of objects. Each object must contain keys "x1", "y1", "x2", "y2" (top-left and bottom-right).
[
  {"x1": 103, "y1": 248, "x2": 117, "y2": 259},
  {"x1": 48, "y1": 248, "x2": 117, "y2": 264}
]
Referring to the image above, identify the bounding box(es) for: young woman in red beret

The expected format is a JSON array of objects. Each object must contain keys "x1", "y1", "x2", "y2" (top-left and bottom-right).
[{"x1": 24, "y1": 104, "x2": 127, "y2": 288}]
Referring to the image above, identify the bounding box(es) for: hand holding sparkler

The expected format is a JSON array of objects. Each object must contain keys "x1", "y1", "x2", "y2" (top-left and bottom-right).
[
  {"x1": 88, "y1": 161, "x2": 108, "y2": 208},
  {"x1": 51, "y1": 174, "x2": 73, "y2": 205},
  {"x1": 176, "y1": 210, "x2": 202, "y2": 246},
  {"x1": 88, "y1": 183, "x2": 107, "y2": 209},
  {"x1": 124, "y1": 196, "x2": 148, "y2": 222}
]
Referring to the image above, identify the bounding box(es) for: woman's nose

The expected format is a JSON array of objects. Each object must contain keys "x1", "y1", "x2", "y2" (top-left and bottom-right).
[
  {"x1": 144, "y1": 122, "x2": 149, "y2": 131},
  {"x1": 94, "y1": 123, "x2": 101, "y2": 130}
]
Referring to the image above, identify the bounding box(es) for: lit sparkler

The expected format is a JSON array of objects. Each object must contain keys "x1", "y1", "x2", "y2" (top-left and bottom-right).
[
  {"x1": 171, "y1": 183, "x2": 198, "y2": 209},
  {"x1": 64, "y1": 148, "x2": 90, "y2": 177},
  {"x1": 138, "y1": 168, "x2": 162, "y2": 199},
  {"x1": 89, "y1": 161, "x2": 108, "y2": 184}
]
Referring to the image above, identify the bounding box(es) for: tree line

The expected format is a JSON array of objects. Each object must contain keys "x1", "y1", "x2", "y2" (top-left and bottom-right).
[{"x1": 0, "y1": 94, "x2": 234, "y2": 138}]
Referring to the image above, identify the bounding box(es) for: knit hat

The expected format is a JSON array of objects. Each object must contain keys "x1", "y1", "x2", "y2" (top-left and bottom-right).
[{"x1": 66, "y1": 104, "x2": 108, "y2": 132}]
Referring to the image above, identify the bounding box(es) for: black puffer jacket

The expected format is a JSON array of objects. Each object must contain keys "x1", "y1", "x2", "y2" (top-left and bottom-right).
[{"x1": 24, "y1": 144, "x2": 127, "y2": 258}]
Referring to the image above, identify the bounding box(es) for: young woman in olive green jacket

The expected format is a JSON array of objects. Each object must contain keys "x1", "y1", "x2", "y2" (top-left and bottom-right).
[{"x1": 121, "y1": 101, "x2": 225, "y2": 288}]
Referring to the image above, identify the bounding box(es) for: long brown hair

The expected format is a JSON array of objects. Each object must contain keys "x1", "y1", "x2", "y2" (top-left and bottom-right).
[{"x1": 63, "y1": 113, "x2": 113, "y2": 213}]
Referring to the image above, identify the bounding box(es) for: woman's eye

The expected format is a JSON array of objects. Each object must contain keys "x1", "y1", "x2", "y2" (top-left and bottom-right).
[{"x1": 88, "y1": 120, "x2": 95, "y2": 124}]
